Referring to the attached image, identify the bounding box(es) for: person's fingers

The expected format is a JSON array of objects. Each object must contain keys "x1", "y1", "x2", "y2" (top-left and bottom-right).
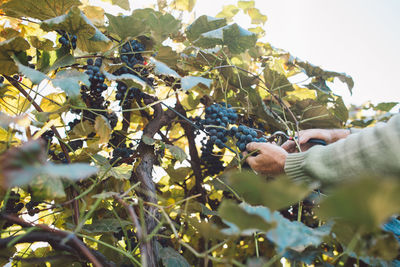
[
  {"x1": 245, "y1": 154, "x2": 258, "y2": 169},
  {"x1": 281, "y1": 140, "x2": 296, "y2": 152},
  {"x1": 297, "y1": 131, "x2": 312, "y2": 145},
  {"x1": 246, "y1": 142, "x2": 263, "y2": 152}
]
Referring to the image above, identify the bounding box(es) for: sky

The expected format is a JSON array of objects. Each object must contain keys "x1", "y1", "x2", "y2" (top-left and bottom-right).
[{"x1": 95, "y1": 0, "x2": 400, "y2": 106}]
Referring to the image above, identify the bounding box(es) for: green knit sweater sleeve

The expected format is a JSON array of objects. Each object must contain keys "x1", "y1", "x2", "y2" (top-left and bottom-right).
[{"x1": 284, "y1": 114, "x2": 400, "y2": 184}]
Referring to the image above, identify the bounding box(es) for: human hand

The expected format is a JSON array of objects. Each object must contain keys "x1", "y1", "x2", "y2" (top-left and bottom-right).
[
  {"x1": 243, "y1": 142, "x2": 288, "y2": 176},
  {"x1": 281, "y1": 128, "x2": 350, "y2": 152}
]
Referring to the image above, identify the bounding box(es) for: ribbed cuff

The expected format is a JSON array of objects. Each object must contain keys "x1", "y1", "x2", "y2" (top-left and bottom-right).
[{"x1": 284, "y1": 153, "x2": 312, "y2": 183}]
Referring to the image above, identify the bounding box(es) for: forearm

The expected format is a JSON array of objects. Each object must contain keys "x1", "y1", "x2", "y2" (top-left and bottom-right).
[{"x1": 285, "y1": 114, "x2": 400, "y2": 184}]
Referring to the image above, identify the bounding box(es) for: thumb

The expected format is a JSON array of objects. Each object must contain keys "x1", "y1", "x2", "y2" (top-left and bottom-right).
[{"x1": 297, "y1": 132, "x2": 311, "y2": 145}]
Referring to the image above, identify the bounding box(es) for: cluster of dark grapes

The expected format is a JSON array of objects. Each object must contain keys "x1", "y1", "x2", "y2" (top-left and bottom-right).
[
  {"x1": 58, "y1": 30, "x2": 77, "y2": 49},
  {"x1": 40, "y1": 130, "x2": 54, "y2": 146},
  {"x1": 2, "y1": 191, "x2": 24, "y2": 229},
  {"x1": 200, "y1": 140, "x2": 225, "y2": 176},
  {"x1": 200, "y1": 103, "x2": 238, "y2": 148},
  {"x1": 81, "y1": 58, "x2": 108, "y2": 119},
  {"x1": 25, "y1": 200, "x2": 40, "y2": 216},
  {"x1": 79, "y1": 58, "x2": 118, "y2": 129},
  {"x1": 113, "y1": 228, "x2": 138, "y2": 251},
  {"x1": 120, "y1": 40, "x2": 145, "y2": 68},
  {"x1": 67, "y1": 140, "x2": 84, "y2": 151},
  {"x1": 113, "y1": 39, "x2": 154, "y2": 87},
  {"x1": 115, "y1": 84, "x2": 144, "y2": 108},
  {"x1": 110, "y1": 147, "x2": 134, "y2": 165},
  {"x1": 230, "y1": 125, "x2": 266, "y2": 152},
  {"x1": 194, "y1": 103, "x2": 238, "y2": 175}
]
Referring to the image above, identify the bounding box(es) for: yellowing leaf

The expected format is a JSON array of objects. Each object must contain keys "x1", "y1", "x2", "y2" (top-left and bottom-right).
[
  {"x1": 237, "y1": 0, "x2": 255, "y2": 11},
  {"x1": 0, "y1": 127, "x2": 20, "y2": 153},
  {"x1": 40, "y1": 92, "x2": 66, "y2": 113},
  {"x1": 94, "y1": 115, "x2": 111, "y2": 144},
  {"x1": 247, "y1": 7, "x2": 267, "y2": 25},
  {"x1": 100, "y1": 0, "x2": 130, "y2": 10},
  {"x1": 286, "y1": 85, "x2": 316, "y2": 101},
  {"x1": 171, "y1": 0, "x2": 196, "y2": 12},
  {"x1": 216, "y1": 5, "x2": 240, "y2": 21},
  {"x1": 82, "y1": 6, "x2": 105, "y2": 27},
  {"x1": 0, "y1": 94, "x2": 31, "y2": 115}
]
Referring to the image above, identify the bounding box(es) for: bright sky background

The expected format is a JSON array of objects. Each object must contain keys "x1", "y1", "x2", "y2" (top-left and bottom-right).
[{"x1": 95, "y1": 0, "x2": 400, "y2": 106}]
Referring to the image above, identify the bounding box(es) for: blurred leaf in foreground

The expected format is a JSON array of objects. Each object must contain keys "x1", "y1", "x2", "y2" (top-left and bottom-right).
[
  {"x1": 316, "y1": 176, "x2": 400, "y2": 232},
  {"x1": 220, "y1": 202, "x2": 332, "y2": 253},
  {"x1": 227, "y1": 170, "x2": 312, "y2": 210}
]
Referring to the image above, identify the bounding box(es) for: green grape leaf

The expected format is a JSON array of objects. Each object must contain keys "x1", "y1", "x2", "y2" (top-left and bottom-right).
[
  {"x1": 294, "y1": 59, "x2": 354, "y2": 94},
  {"x1": 107, "y1": 9, "x2": 180, "y2": 43},
  {"x1": 94, "y1": 115, "x2": 112, "y2": 144},
  {"x1": 30, "y1": 175, "x2": 66, "y2": 199},
  {"x1": 155, "y1": 45, "x2": 180, "y2": 67},
  {"x1": 143, "y1": 10, "x2": 181, "y2": 43},
  {"x1": 221, "y1": 202, "x2": 332, "y2": 253},
  {"x1": 165, "y1": 166, "x2": 191, "y2": 183},
  {"x1": 105, "y1": 13, "x2": 148, "y2": 41},
  {"x1": 159, "y1": 247, "x2": 191, "y2": 267},
  {"x1": 171, "y1": 0, "x2": 196, "y2": 12},
  {"x1": 306, "y1": 77, "x2": 331, "y2": 94},
  {"x1": 247, "y1": 86, "x2": 284, "y2": 130},
  {"x1": 227, "y1": 171, "x2": 312, "y2": 210},
  {"x1": 29, "y1": 36, "x2": 56, "y2": 51},
  {"x1": 0, "y1": 140, "x2": 97, "y2": 188},
  {"x1": 98, "y1": 162, "x2": 133, "y2": 181},
  {"x1": 185, "y1": 15, "x2": 227, "y2": 42},
  {"x1": 39, "y1": 163, "x2": 98, "y2": 181},
  {"x1": 373, "y1": 102, "x2": 398, "y2": 112},
  {"x1": 36, "y1": 51, "x2": 52, "y2": 72},
  {"x1": 151, "y1": 58, "x2": 181, "y2": 78},
  {"x1": 52, "y1": 69, "x2": 90, "y2": 97},
  {"x1": 165, "y1": 145, "x2": 188, "y2": 163},
  {"x1": 1, "y1": 0, "x2": 81, "y2": 20},
  {"x1": 263, "y1": 66, "x2": 294, "y2": 93},
  {"x1": 181, "y1": 76, "x2": 212, "y2": 91},
  {"x1": 0, "y1": 37, "x2": 30, "y2": 75},
  {"x1": 218, "y1": 200, "x2": 275, "y2": 233},
  {"x1": 193, "y1": 23, "x2": 257, "y2": 54},
  {"x1": 41, "y1": 7, "x2": 111, "y2": 52},
  {"x1": 316, "y1": 176, "x2": 400, "y2": 232},
  {"x1": 48, "y1": 53, "x2": 75, "y2": 72},
  {"x1": 13, "y1": 56, "x2": 49, "y2": 85},
  {"x1": 93, "y1": 155, "x2": 131, "y2": 180}
]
